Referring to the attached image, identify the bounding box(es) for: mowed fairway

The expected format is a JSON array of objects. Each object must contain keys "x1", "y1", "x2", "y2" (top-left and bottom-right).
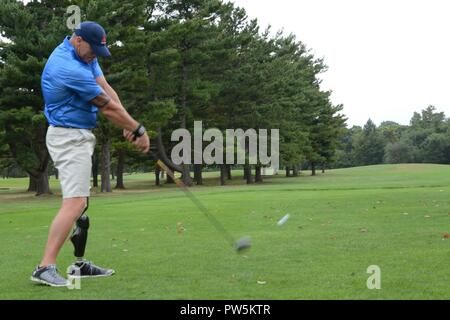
[{"x1": 1, "y1": 163, "x2": 450, "y2": 299}]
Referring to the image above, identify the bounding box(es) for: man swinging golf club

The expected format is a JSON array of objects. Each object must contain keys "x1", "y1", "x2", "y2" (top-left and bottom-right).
[{"x1": 31, "y1": 21, "x2": 150, "y2": 287}]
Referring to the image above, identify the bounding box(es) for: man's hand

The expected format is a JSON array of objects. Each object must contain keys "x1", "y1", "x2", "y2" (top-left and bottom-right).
[
  {"x1": 123, "y1": 129, "x2": 150, "y2": 153},
  {"x1": 123, "y1": 129, "x2": 134, "y2": 142}
]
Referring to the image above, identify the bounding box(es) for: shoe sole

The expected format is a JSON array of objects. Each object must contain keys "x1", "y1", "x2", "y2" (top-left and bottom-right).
[{"x1": 30, "y1": 276, "x2": 69, "y2": 287}]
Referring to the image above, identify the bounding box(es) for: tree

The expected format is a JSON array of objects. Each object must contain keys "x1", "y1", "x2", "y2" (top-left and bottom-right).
[
  {"x1": 379, "y1": 121, "x2": 405, "y2": 144},
  {"x1": 79, "y1": 0, "x2": 161, "y2": 191},
  {"x1": 0, "y1": 0, "x2": 351, "y2": 189},
  {"x1": 421, "y1": 133, "x2": 450, "y2": 164},
  {"x1": 307, "y1": 102, "x2": 346, "y2": 174},
  {"x1": 331, "y1": 125, "x2": 362, "y2": 168},
  {"x1": 410, "y1": 105, "x2": 446, "y2": 132},
  {"x1": 384, "y1": 141, "x2": 413, "y2": 164},
  {"x1": 352, "y1": 119, "x2": 385, "y2": 166},
  {"x1": 0, "y1": 0, "x2": 71, "y2": 195},
  {"x1": 0, "y1": 130, "x2": 15, "y2": 178}
]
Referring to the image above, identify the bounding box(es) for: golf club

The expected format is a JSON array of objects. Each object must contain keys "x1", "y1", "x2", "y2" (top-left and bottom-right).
[{"x1": 150, "y1": 152, "x2": 251, "y2": 253}]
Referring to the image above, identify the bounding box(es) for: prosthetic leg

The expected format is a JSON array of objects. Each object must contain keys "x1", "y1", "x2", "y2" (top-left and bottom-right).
[
  {"x1": 67, "y1": 198, "x2": 115, "y2": 277},
  {"x1": 70, "y1": 198, "x2": 90, "y2": 260}
]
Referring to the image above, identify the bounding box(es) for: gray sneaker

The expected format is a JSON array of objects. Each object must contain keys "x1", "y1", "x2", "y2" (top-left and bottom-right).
[
  {"x1": 67, "y1": 260, "x2": 115, "y2": 278},
  {"x1": 30, "y1": 265, "x2": 69, "y2": 287}
]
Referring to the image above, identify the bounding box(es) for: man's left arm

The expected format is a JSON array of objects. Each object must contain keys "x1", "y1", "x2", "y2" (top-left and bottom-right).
[
  {"x1": 95, "y1": 76, "x2": 142, "y2": 143},
  {"x1": 92, "y1": 58, "x2": 122, "y2": 106}
]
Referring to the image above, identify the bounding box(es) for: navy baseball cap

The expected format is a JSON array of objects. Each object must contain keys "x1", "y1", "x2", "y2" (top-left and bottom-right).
[{"x1": 75, "y1": 21, "x2": 111, "y2": 57}]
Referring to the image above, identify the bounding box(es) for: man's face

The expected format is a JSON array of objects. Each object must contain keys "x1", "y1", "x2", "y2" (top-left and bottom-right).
[{"x1": 74, "y1": 36, "x2": 96, "y2": 63}]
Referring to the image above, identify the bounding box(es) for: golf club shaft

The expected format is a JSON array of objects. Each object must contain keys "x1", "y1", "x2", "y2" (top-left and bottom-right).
[{"x1": 155, "y1": 159, "x2": 236, "y2": 247}]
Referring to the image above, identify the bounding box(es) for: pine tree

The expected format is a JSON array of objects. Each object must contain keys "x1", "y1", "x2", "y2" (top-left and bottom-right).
[{"x1": 0, "y1": 0, "x2": 71, "y2": 195}]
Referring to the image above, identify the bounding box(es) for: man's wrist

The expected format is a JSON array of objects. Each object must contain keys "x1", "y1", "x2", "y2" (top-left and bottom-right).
[{"x1": 132, "y1": 123, "x2": 146, "y2": 140}]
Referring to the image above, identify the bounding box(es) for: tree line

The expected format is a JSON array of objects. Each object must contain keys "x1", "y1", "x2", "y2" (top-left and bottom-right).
[
  {"x1": 0, "y1": 0, "x2": 346, "y2": 195},
  {"x1": 332, "y1": 106, "x2": 450, "y2": 168}
]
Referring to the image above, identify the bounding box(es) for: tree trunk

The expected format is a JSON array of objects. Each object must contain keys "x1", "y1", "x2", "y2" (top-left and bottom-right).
[
  {"x1": 166, "y1": 173, "x2": 175, "y2": 184},
  {"x1": 181, "y1": 164, "x2": 192, "y2": 186},
  {"x1": 28, "y1": 175, "x2": 37, "y2": 192},
  {"x1": 255, "y1": 164, "x2": 263, "y2": 183},
  {"x1": 194, "y1": 164, "x2": 203, "y2": 185},
  {"x1": 6, "y1": 121, "x2": 51, "y2": 195},
  {"x1": 244, "y1": 165, "x2": 251, "y2": 180},
  {"x1": 155, "y1": 167, "x2": 160, "y2": 186},
  {"x1": 220, "y1": 164, "x2": 226, "y2": 186},
  {"x1": 178, "y1": 56, "x2": 193, "y2": 187},
  {"x1": 311, "y1": 162, "x2": 316, "y2": 176},
  {"x1": 55, "y1": 170, "x2": 58, "y2": 180},
  {"x1": 111, "y1": 166, "x2": 115, "y2": 181},
  {"x1": 115, "y1": 149, "x2": 125, "y2": 189},
  {"x1": 286, "y1": 166, "x2": 291, "y2": 177},
  {"x1": 35, "y1": 167, "x2": 51, "y2": 196},
  {"x1": 181, "y1": 60, "x2": 188, "y2": 130},
  {"x1": 321, "y1": 163, "x2": 326, "y2": 173},
  {"x1": 101, "y1": 139, "x2": 111, "y2": 192},
  {"x1": 227, "y1": 165, "x2": 232, "y2": 180},
  {"x1": 26, "y1": 156, "x2": 51, "y2": 196},
  {"x1": 155, "y1": 128, "x2": 187, "y2": 184},
  {"x1": 92, "y1": 153, "x2": 99, "y2": 188},
  {"x1": 293, "y1": 165, "x2": 299, "y2": 177},
  {"x1": 245, "y1": 164, "x2": 253, "y2": 184}
]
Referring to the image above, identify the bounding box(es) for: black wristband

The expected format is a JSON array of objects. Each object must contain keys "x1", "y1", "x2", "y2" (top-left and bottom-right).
[{"x1": 132, "y1": 124, "x2": 146, "y2": 140}]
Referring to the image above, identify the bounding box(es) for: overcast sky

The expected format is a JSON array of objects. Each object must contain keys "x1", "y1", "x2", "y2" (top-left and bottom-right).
[{"x1": 231, "y1": 0, "x2": 450, "y2": 127}]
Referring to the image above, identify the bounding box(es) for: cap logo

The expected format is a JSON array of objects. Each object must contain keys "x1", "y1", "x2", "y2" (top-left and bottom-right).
[{"x1": 101, "y1": 35, "x2": 107, "y2": 45}]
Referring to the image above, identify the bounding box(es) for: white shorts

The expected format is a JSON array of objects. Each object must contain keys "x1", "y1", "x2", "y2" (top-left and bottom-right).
[{"x1": 46, "y1": 126, "x2": 96, "y2": 199}]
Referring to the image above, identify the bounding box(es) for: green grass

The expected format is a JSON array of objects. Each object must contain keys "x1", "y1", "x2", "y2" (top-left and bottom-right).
[{"x1": 1, "y1": 163, "x2": 450, "y2": 299}]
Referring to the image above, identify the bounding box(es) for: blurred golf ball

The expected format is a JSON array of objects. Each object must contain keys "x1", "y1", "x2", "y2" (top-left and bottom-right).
[{"x1": 277, "y1": 214, "x2": 290, "y2": 226}]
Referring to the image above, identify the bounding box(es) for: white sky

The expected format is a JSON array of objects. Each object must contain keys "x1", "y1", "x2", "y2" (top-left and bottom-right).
[{"x1": 231, "y1": 0, "x2": 450, "y2": 127}]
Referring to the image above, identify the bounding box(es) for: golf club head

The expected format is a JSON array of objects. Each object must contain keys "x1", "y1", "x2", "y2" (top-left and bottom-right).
[{"x1": 235, "y1": 236, "x2": 251, "y2": 253}]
